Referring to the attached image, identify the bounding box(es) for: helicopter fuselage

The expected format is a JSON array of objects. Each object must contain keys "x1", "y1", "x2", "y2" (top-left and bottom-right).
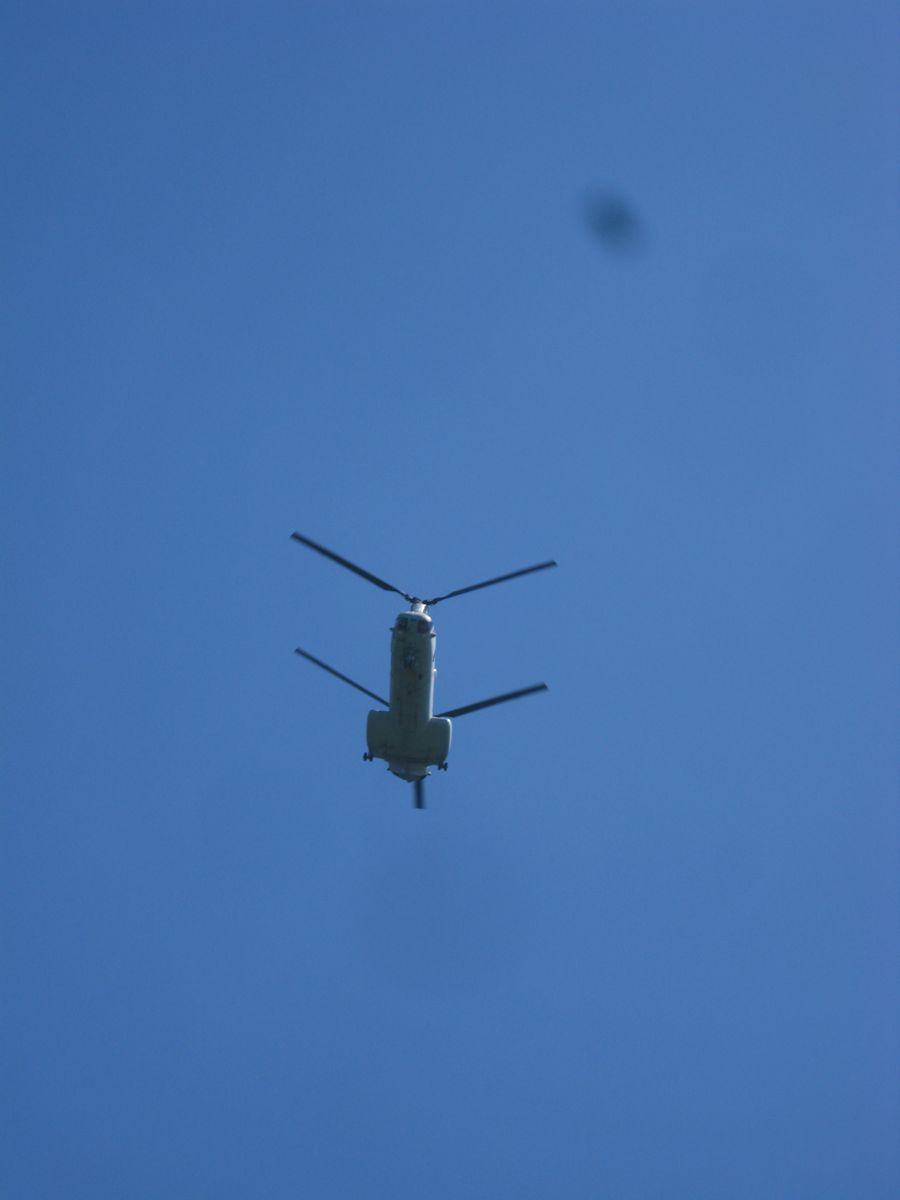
[
  {"x1": 291, "y1": 529, "x2": 554, "y2": 806},
  {"x1": 365, "y1": 604, "x2": 451, "y2": 782}
]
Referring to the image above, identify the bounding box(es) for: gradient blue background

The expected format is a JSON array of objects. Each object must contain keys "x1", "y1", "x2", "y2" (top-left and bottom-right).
[{"x1": 3, "y1": 3, "x2": 898, "y2": 1197}]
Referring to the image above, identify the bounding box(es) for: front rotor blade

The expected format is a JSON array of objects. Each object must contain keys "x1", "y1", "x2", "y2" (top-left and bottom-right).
[
  {"x1": 295, "y1": 648, "x2": 389, "y2": 707},
  {"x1": 291, "y1": 532, "x2": 412, "y2": 600},
  {"x1": 414, "y1": 778, "x2": 425, "y2": 809},
  {"x1": 437, "y1": 683, "x2": 548, "y2": 720},
  {"x1": 424, "y1": 560, "x2": 557, "y2": 606}
]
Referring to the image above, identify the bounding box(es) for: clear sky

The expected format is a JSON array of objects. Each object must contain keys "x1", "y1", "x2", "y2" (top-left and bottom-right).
[{"x1": 3, "y1": 3, "x2": 898, "y2": 1197}]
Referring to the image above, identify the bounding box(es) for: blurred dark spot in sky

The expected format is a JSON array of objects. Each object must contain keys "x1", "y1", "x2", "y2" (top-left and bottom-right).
[{"x1": 583, "y1": 188, "x2": 644, "y2": 254}]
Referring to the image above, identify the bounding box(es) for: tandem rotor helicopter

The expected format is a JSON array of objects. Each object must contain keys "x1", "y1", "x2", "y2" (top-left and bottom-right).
[{"x1": 291, "y1": 532, "x2": 556, "y2": 808}]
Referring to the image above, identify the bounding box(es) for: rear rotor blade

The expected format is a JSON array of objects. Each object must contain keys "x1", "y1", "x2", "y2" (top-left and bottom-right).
[
  {"x1": 437, "y1": 683, "x2": 548, "y2": 720},
  {"x1": 291, "y1": 532, "x2": 413, "y2": 601},
  {"x1": 424, "y1": 560, "x2": 557, "y2": 606},
  {"x1": 414, "y1": 778, "x2": 425, "y2": 809},
  {"x1": 295, "y1": 648, "x2": 389, "y2": 707}
]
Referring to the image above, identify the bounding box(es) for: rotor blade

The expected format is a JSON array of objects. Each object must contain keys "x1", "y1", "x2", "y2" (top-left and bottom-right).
[
  {"x1": 424, "y1": 560, "x2": 557, "y2": 606},
  {"x1": 290, "y1": 532, "x2": 412, "y2": 601},
  {"x1": 437, "y1": 683, "x2": 548, "y2": 719},
  {"x1": 295, "y1": 648, "x2": 389, "y2": 707},
  {"x1": 414, "y1": 778, "x2": 425, "y2": 809}
]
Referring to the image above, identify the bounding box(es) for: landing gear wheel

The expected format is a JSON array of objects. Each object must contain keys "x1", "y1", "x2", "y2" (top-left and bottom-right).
[
  {"x1": 363, "y1": 752, "x2": 372, "y2": 762},
  {"x1": 438, "y1": 761, "x2": 448, "y2": 772}
]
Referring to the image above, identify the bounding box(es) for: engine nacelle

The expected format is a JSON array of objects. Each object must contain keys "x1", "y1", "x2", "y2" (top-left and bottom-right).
[{"x1": 367, "y1": 710, "x2": 451, "y2": 776}]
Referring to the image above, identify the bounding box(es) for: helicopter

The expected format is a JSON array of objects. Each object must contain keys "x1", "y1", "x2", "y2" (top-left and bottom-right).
[{"x1": 291, "y1": 532, "x2": 556, "y2": 808}]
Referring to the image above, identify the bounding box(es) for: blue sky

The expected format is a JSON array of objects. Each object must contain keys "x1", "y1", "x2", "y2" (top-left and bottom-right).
[{"x1": 3, "y1": 3, "x2": 898, "y2": 1197}]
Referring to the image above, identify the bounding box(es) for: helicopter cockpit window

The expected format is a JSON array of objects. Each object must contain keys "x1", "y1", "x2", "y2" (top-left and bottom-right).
[
  {"x1": 396, "y1": 617, "x2": 409, "y2": 630},
  {"x1": 417, "y1": 620, "x2": 430, "y2": 634}
]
